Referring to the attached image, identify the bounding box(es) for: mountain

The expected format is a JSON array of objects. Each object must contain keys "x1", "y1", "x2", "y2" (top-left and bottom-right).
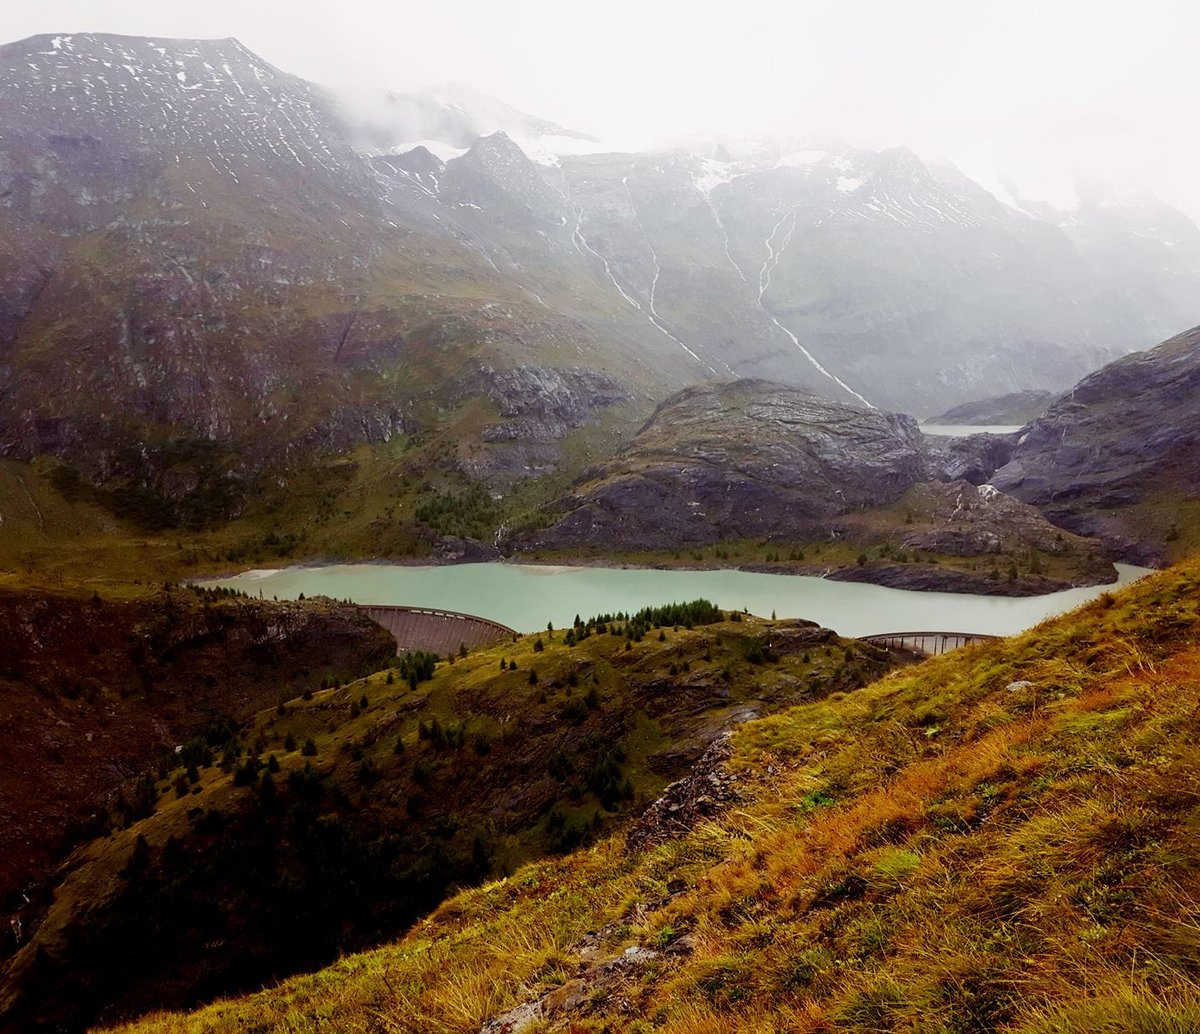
[
  {"x1": 2, "y1": 32, "x2": 1198, "y2": 541},
  {"x1": 0, "y1": 34, "x2": 697, "y2": 524},
  {"x1": 2, "y1": 32, "x2": 1200, "y2": 554},
  {"x1": 991, "y1": 324, "x2": 1200, "y2": 562},
  {"x1": 92, "y1": 553, "x2": 1200, "y2": 1034}
]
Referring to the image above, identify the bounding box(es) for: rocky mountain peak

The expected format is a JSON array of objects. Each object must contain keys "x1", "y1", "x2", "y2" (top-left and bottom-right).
[{"x1": 440, "y1": 130, "x2": 568, "y2": 226}]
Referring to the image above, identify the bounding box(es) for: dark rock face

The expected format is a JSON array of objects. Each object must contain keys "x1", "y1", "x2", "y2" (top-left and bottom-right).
[
  {"x1": 525, "y1": 380, "x2": 928, "y2": 550},
  {"x1": 477, "y1": 364, "x2": 631, "y2": 442},
  {"x1": 991, "y1": 325, "x2": 1200, "y2": 556},
  {"x1": 833, "y1": 480, "x2": 1115, "y2": 592},
  {"x1": 925, "y1": 432, "x2": 1019, "y2": 485},
  {"x1": 927, "y1": 389, "x2": 1055, "y2": 425}
]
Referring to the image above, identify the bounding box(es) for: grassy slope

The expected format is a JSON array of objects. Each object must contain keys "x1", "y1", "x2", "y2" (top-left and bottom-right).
[
  {"x1": 110, "y1": 557, "x2": 1200, "y2": 1033},
  {"x1": 1, "y1": 607, "x2": 891, "y2": 1031},
  {"x1": 0, "y1": 396, "x2": 647, "y2": 588}
]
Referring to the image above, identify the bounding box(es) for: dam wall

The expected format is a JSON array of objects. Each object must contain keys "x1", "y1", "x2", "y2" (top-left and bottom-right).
[{"x1": 356, "y1": 605, "x2": 516, "y2": 656}]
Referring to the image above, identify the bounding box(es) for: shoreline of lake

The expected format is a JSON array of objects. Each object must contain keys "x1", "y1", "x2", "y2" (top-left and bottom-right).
[{"x1": 205, "y1": 560, "x2": 1153, "y2": 640}]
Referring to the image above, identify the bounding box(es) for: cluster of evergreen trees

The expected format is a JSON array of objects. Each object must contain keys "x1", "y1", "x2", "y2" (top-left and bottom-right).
[
  {"x1": 395, "y1": 650, "x2": 438, "y2": 690},
  {"x1": 562, "y1": 598, "x2": 724, "y2": 646},
  {"x1": 413, "y1": 484, "x2": 499, "y2": 539}
]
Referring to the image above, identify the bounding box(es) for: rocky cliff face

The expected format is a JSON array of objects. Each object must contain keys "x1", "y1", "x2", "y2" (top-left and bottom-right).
[{"x1": 991, "y1": 325, "x2": 1200, "y2": 560}]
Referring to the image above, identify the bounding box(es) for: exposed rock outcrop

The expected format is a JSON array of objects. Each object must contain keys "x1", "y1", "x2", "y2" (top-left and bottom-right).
[
  {"x1": 925, "y1": 431, "x2": 1019, "y2": 485},
  {"x1": 625, "y1": 731, "x2": 740, "y2": 852},
  {"x1": 524, "y1": 380, "x2": 928, "y2": 550}
]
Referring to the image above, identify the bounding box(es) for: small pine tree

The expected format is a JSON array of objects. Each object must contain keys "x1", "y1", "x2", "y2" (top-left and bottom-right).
[
  {"x1": 528, "y1": 669, "x2": 538, "y2": 685},
  {"x1": 301, "y1": 738, "x2": 317, "y2": 757}
]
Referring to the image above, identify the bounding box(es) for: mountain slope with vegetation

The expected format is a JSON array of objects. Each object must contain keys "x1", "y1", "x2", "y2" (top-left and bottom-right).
[
  {"x1": 0, "y1": 582, "x2": 394, "y2": 920},
  {"x1": 0, "y1": 602, "x2": 892, "y2": 1032},
  {"x1": 3, "y1": 31, "x2": 1199, "y2": 538},
  {"x1": 104, "y1": 556, "x2": 1200, "y2": 1034}
]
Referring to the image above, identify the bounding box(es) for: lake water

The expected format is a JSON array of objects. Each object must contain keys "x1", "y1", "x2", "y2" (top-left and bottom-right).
[
  {"x1": 207, "y1": 562, "x2": 1152, "y2": 639},
  {"x1": 921, "y1": 424, "x2": 1024, "y2": 437}
]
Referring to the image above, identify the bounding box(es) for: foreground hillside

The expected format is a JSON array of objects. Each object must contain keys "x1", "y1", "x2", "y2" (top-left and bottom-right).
[
  {"x1": 0, "y1": 583, "x2": 393, "y2": 908},
  {"x1": 110, "y1": 557, "x2": 1200, "y2": 1033},
  {"x1": 0, "y1": 602, "x2": 891, "y2": 1031}
]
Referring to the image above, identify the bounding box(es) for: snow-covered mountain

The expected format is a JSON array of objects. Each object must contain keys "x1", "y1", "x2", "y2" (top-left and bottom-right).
[{"x1": 327, "y1": 80, "x2": 604, "y2": 164}]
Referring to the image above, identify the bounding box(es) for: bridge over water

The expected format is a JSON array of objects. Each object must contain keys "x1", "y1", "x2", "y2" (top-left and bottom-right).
[
  {"x1": 858, "y1": 630, "x2": 1001, "y2": 657},
  {"x1": 356, "y1": 605, "x2": 516, "y2": 656}
]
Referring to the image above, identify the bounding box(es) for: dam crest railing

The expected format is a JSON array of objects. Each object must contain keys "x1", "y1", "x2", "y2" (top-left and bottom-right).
[{"x1": 858, "y1": 630, "x2": 1000, "y2": 656}]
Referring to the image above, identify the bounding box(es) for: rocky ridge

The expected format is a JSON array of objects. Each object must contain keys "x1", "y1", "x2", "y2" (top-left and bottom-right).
[
  {"x1": 523, "y1": 380, "x2": 928, "y2": 550},
  {"x1": 926, "y1": 389, "x2": 1055, "y2": 425},
  {"x1": 520, "y1": 380, "x2": 1116, "y2": 591}
]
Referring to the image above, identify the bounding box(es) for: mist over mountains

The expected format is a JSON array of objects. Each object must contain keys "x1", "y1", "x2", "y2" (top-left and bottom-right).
[{"x1": 2, "y1": 33, "x2": 1199, "y2": 456}]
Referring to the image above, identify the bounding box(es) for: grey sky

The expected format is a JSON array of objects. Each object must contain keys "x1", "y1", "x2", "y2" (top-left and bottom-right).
[{"x1": 7, "y1": 0, "x2": 1200, "y2": 217}]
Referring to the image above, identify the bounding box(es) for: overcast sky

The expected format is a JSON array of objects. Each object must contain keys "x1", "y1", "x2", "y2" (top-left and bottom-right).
[{"x1": 7, "y1": 0, "x2": 1200, "y2": 216}]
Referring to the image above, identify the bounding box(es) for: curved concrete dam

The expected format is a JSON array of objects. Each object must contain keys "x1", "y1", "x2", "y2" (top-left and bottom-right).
[{"x1": 357, "y1": 604, "x2": 515, "y2": 656}]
